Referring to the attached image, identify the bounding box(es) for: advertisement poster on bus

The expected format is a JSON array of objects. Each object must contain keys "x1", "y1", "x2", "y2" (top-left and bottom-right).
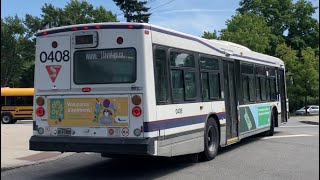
[
  {"x1": 239, "y1": 105, "x2": 270, "y2": 133},
  {"x1": 47, "y1": 97, "x2": 129, "y2": 127}
]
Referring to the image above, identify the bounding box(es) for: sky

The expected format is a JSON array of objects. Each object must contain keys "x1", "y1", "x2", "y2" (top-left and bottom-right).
[{"x1": 1, "y1": 0, "x2": 319, "y2": 37}]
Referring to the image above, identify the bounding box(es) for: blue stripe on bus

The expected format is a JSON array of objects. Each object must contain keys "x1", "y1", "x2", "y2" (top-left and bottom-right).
[{"x1": 143, "y1": 112, "x2": 225, "y2": 132}]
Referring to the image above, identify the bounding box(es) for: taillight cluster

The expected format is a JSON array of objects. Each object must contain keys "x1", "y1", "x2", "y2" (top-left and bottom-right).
[
  {"x1": 131, "y1": 95, "x2": 142, "y2": 117},
  {"x1": 36, "y1": 97, "x2": 45, "y2": 117}
]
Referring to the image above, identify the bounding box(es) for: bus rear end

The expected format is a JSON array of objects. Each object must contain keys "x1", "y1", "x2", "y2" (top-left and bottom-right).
[{"x1": 29, "y1": 23, "x2": 155, "y2": 155}]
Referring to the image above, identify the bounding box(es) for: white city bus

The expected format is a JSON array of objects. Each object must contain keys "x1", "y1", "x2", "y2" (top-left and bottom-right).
[{"x1": 30, "y1": 23, "x2": 288, "y2": 161}]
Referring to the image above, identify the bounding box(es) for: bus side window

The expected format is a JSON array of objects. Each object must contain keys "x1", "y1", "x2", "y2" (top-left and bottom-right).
[
  {"x1": 208, "y1": 73, "x2": 220, "y2": 99},
  {"x1": 154, "y1": 48, "x2": 169, "y2": 103},
  {"x1": 1, "y1": 96, "x2": 6, "y2": 106},
  {"x1": 171, "y1": 70, "x2": 184, "y2": 101},
  {"x1": 241, "y1": 63, "x2": 255, "y2": 103},
  {"x1": 170, "y1": 50, "x2": 196, "y2": 102},
  {"x1": 261, "y1": 77, "x2": 267, "y2": 101},
  {"x1": 184, "y1": 71, "x2": 196, "y2": 100},
  {"x1": 249, "y1": 77, "x2": 255, "y2": 102},
  {"x1": 199, "y1": 56, "x2": 220, "y2": 101},
  {"x1": 25, "y1": 96, "x2": 33, "y2": 106},
  {"x1": 15, "y1": 96, "x2": 25, "y2": 105},
  {"x1": 242, "y1": 76, "x2": 249, "y2": 102},
  {"x1": 6, "y1": 96, "x2": 16, "y2": 106}
]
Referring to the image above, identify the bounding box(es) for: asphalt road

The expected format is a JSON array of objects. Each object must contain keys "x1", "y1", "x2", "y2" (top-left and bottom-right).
[{"x1": 2, "y1": 116, "x2": 319, "y2": 180}]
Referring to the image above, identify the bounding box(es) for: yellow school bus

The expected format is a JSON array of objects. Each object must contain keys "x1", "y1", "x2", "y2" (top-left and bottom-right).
[{"x1": 1, "y1": 88, "x2": 34, "y2": 124}]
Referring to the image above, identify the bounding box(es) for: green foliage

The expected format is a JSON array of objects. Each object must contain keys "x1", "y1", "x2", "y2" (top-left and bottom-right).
[
  {"x1": 202, "y1": 30, "x2": 218, "y2": 39},
  {"x1": 275, "y1": 43, "x2": 297, "y2": 71},
  {"x1": 41, "y1": 0, "x2": 117, "y2": 27},
  {"x1": 235, "y1": 0, "x2": 319, "y2": 110},
  {"x1": 203, "y1": 0, "x2": 319, "y2": 110},
  {"x1": 237, "y1": 0, "x2": 293, "y2": 36},
  {"x1": 113, "y1": 0, "x2": 151, "y2": 23},
  {"x1": 287, "y1": 0, "x2": 319, "y2": 51},
  {"x1": 1, "y1": 0, "x2": 117, "y2": 87},
  {"x1": 276, "y1": 44, "x2": 319, "y2": 111},
  {"x1": 237, "y1": 0, "x2": 319, "y2": 54},
  {"x1": 1, "y1": 16, "x2": 33, "y2": 87},
  {"x1": 220, "y1": 13, "x2": 272, "y2": 53}
]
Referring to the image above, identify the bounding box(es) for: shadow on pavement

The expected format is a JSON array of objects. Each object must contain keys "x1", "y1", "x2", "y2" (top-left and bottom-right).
[
  {"x1": 217, "y1": 131, "x2": 280, "y2": 155},
  {"x1": 39, "y1": 155, "x2": 195, "y2": 180},
  {"x1": 3, "y1": 131, "x2": 280, "y2": 180},
  {"x1": 299, "y1": 121, "x2": 319, "y2": 125}
]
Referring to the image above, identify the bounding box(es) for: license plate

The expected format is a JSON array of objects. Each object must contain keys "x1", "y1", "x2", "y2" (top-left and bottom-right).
[{"x1": 57, "y1": 128, "x2": 71, "y2": 136}]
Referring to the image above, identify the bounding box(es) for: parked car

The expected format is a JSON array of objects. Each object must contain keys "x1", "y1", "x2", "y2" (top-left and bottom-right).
[{"x1": 295, "y1": 105, "x2": 319, "y2": 115}]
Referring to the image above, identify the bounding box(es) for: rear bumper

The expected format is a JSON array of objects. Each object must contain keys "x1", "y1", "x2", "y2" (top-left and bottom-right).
[{"x1": 29, "y1": 136, "x2": 154, "y2": 155}]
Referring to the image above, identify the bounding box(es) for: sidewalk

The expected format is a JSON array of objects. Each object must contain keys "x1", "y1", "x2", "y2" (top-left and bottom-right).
[{"x1": 1, "y1": 121, "x2": 72, "y2": 171}]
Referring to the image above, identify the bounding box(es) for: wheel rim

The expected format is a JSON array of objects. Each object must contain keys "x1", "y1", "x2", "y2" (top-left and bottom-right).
[
  {"x1": 207, "y1": 126, "x2": 216, "y2": 151},
  {"x1": 2, "y1": 116, "x2": 10, "y2": 123}
]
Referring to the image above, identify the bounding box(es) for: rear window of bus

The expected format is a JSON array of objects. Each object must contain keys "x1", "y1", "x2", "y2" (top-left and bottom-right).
[{"x1": 74, "y1": 48, "x2": 136, "y2": 84}]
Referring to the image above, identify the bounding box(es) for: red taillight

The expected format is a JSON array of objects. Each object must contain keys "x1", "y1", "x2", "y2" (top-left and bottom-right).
[
  {"x1": 83, "y1": 26, "x2": 89, "y2": 30},
  {"x1": 82, "y1": 87, "x2": 91, "y2": 92},
  {"x1": 42, "y1": 32, "x2": 48, "y2": 36},
  {"x1": 36, "y1": 107, "x2": 45, "y2": 117},
  {"x1": 128, "y1": 25, "x2": 134, "y2": 29},
  {"x1": 132, "y1": 107, "x2": 142, "y2": 117},
  {"x1": 95, "y1": 25, "x2": 101, "y2": 29}
]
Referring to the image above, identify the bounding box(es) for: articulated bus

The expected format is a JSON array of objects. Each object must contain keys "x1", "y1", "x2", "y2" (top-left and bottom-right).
[
  {"x1": 1, "y1": 88, "x2": 34, "y2": 124},
  {"x1": 30, "y1": 23, "x2": 288, "y2": 161}
]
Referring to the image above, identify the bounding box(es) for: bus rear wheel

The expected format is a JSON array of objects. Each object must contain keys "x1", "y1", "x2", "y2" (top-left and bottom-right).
[
  {"x1": 1, "y1": 113, "x2": 14, "y2": 124},
  {"x1": 200, "y1": 118, "x2": 219, "y2": 161},
  {"x1": 264, "y1": 110, "x2": 276, "y2": 136}
]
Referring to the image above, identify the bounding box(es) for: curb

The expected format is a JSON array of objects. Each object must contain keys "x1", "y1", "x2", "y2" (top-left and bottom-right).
[{"x1": 1, "y1": 152, "x2": 74, "y2": 172}]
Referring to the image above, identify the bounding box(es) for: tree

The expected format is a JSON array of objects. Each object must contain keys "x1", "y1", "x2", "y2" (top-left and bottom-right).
[
  {"x1": 202, "y1": 30, "x2": 218, "y2": 39},
  {"x1": 275, "y1": 43, "x2": 298, "y2": 111},
  {"x1": 237, "y1": 0, "x2": 293, "y2": 54},
  {"x1": 236, "y1": 0, "x2": 319, "y2": 111},
  {"x1": 1, "y1": 16, "x2": 31, "y2": 87},
  {"x1": 219, "y1": 13, "x2": 272, "y2": 53},
  {"x1": 1, "y1": 0, "x2": 118, "y2": 87},
  {"x1": 113, "y1": 0, "x2": 151, "y2": 23},
  {"x1": 40, "y1": 0, "x2": 117, "y2": 28},
  {"x1": 237, "y1": 0, "x2": 319, "y2": 54},
  {"x1": 287, "y1": 0, "x2": 319, "y2": 52},
  {"x1": 278, "y1": 46, "x2": 319, "y2": 112}
]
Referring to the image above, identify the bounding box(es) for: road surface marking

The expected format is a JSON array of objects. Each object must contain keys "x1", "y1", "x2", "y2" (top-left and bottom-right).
[
  {"x1": 279, "y1": 125, "x2": 318, "y2": 128},
  {"x1": 17, "y1": 152, "x2": 61, "y2": 161},
  {"x1": 262, "y1": 134, "x2": 313, "y2": 140}
]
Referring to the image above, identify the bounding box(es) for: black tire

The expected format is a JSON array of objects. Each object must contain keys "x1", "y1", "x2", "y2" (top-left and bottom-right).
[
  {"x1": 1, "y1": 113, "x2": 14, "y2": 124},
  {"x1": 199, "y1": 118, "x2": 220, "y2": 161},
  {"x1": 265, "y1": 110, "x2": 275, "y2": 136}
]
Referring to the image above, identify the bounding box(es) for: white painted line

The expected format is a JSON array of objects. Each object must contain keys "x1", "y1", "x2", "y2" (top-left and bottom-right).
[
  {"x1": 84, "y1": 152, "x2": 94, "y2": 155},
  {"x1": 262, "y1": 134, "x2": 313, "y2": 140},
  {"x1": 279, "y1": 125, "x2": 318, "y2": 128}
]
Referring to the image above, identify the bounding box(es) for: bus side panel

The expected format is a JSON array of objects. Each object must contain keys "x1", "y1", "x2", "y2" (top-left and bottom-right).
[
  {"x1": 238, "y1": 102, "x2": 276, "y2": 137},
  {"x1": 142, "y1": 26, "x2": 158, "y2": 140},
  {"x1": 149, "y1": 101, "x2": 225, "y2": 157}
]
